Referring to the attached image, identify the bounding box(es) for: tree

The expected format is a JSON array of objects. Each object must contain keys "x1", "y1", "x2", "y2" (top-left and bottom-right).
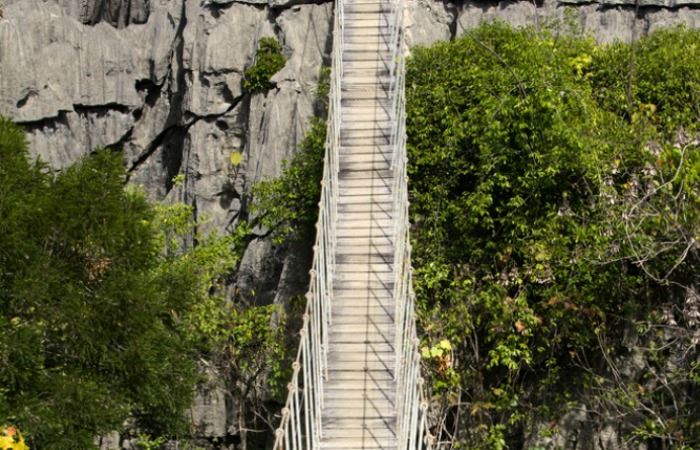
[
  {"x1": 406, "y1": 24, "x2": 700, "y2": 448},
  {"x1": 0, "y1": 116, "x2": 237, "y2": 449}
]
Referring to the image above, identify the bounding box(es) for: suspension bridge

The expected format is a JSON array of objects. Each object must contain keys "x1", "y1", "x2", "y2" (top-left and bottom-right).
[{"x1": 272, "y1": 0, "x2": 433, "y2": 448}]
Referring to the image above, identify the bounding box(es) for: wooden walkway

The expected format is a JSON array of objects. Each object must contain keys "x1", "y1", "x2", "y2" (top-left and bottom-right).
[{"x1": 320, "y1": 1, "x2": 397, "y2": 449}]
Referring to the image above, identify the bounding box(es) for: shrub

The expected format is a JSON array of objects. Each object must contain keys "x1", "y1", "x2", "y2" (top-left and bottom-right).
[
  {"x1": 0, "y1": 117, "x2": 237, "y2": 449},
  {"x1": 250, "y1": 115, "x2": 326, "y2": 244},
  {"x1": 407, "y1": 24, "x2": 700, "y2": 448},
  {"x1": 243, "y1": 37, "x2": 287, "y2": 94}
]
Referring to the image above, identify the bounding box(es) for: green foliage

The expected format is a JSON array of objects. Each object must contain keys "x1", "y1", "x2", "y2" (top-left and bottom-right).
[
  {"x1": 314, "y1": 66, "x2": 332, "y2": 114},
  {"x1": 243, "y1": 37, "x2": 287, "y2": 94},
  {"x1": 249, "y1": 116, "x2": 326, "y2": 244},
  {"x1": 590, "y1": 27, "x2": 700, "y2": 133},
  {"x1": 0, "y1": 117, "x2": 238, "y2": 449},
  {"x1": 136, "y1": 434, "x2": 167, "y2": 450},
  {"x1": 218, "y1": 303, "x2": 291, "y2": 403},
  {"x1": 407, "y1": 24, "x2": 700, "y2": 448}
]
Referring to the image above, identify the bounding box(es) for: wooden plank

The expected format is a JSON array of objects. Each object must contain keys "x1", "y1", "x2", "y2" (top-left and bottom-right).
[{"x1": 317, "y1": 6, "x2": 403, "y2": 447}]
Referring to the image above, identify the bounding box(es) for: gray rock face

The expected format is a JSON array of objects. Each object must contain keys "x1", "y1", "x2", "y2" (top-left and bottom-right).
[
  {"x1": 3, "y1": 0, "x2": 150, "y2": 27},
  {"x1": 67, "y1": 0, "x2": 150, "y2": 27},
  {"x1": 190, "y1": 368, "x2": 234, "y2": 438},
  {"x1": 0, "y1": 0, "x2": 179, "y2": 168},
  {"x1": 524, "y1": 404, "x2": 650, "y2": 450},
  {"x1": 405, "y1": 0, "x2": 456, "y2": 47},
  {"x1": 452, "y1": 0, "x2": 700, "y2": 43},
  {"x1": 402, "y1": 0, "x2": 700, "y2": 45},
  {"x1": 1, "y1": 0, "x2": 700, "y2": 447}
]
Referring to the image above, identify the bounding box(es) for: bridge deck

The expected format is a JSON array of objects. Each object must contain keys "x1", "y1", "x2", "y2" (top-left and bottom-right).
[{"x1": 320, "y1": 1, "x2": 398, "y2": 449}]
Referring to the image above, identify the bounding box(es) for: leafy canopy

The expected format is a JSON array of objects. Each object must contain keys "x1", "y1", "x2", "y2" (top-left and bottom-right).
[
  {"x1": 0, "y1": 116, "x2": 237, "y2": 449},
  {"x1": 407, "y1": 24, "x2": 700, "y2": 448},
  {"x1": 243, "y1": 37, "x2": 287, "y2": 94}
]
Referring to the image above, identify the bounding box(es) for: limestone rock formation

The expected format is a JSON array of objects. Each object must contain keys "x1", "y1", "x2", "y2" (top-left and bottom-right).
[
  {"x1": 3, "y1": 0, "x2": 150, "y2": 27},
  {"x1": 0, "y1": 0, "x2": 332, "y2": 301},
  {"x1": 454, "y1": 0, "x2": 700, "y2": 44}
]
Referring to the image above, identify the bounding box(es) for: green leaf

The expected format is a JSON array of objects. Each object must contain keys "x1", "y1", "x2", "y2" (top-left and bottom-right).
[{"x1": 229, "y1": 151, "x2": 243, "y2": 166}]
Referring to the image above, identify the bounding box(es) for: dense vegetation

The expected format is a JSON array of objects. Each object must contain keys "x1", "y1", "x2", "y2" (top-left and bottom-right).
[
  {"x1": 0, "y1": 121, "x2": 301, "y2": 450},
  {"x1": 407, "y1": 25, "x2": 700, "y2": 449},
  {"x1": 243, "y1": 37, "x2": 287, "y2": 94},
  {"x1": 0, "y1": 116, "x2": 246, "y2": 449}
]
